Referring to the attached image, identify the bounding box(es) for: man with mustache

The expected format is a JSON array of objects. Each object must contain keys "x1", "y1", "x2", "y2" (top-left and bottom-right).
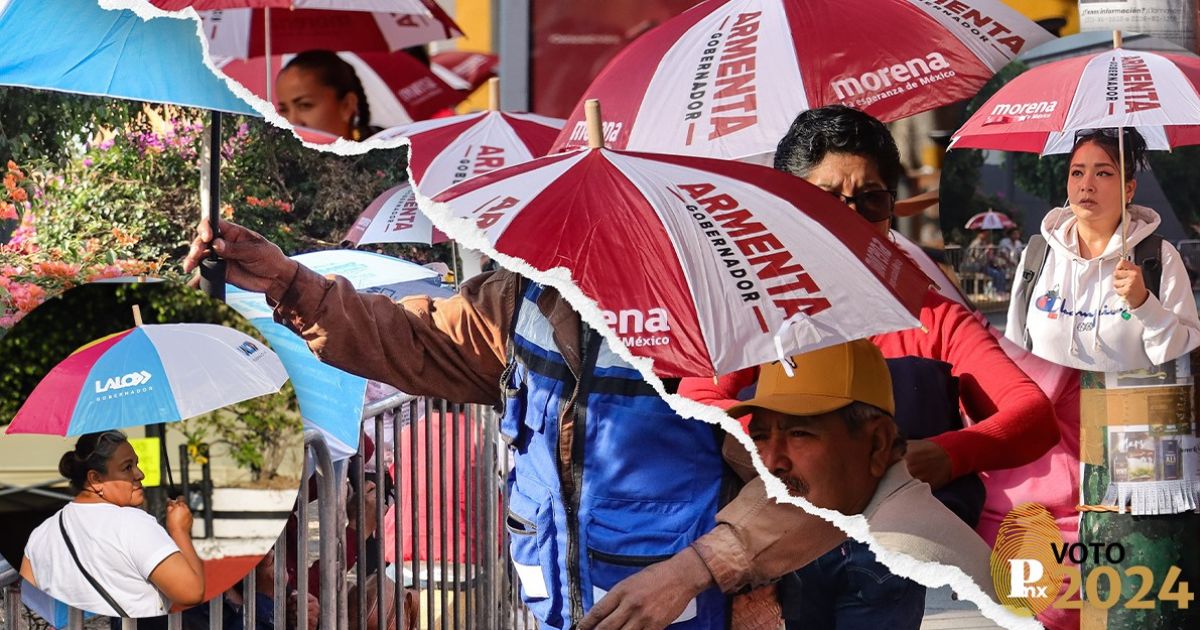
[{"x1": 581, "y1": 339, "x2": 996, "y2": 630}]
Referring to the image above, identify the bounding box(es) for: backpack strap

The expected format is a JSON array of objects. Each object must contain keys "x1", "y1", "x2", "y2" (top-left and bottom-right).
[
  {"x1": 1133, "y1": 233, "x2": 1164, "y2": 300},
  {"x1": 59, "y1": 512, "x2": 131, "y2": 618},
  {"x1": 1015, "y1": 235, "x2": 1051, "y2": 351}
]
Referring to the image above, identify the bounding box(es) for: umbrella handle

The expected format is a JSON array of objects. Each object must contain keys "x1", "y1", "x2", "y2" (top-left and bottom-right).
[
  {"x1": 200, "y1": 258, "x2": 227, "y2": 301},
  {"x1": 159, "y1": 430, "x2": 177, "y2": 498}
]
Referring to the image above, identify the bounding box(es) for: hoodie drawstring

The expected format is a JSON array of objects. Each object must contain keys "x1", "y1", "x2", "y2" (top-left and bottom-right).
[
  {"x1": 1093, "y1": 257, "x2": 1107, "y2": 353},
  {"x1": 1067, "y1": 256, "x2": 1082, "y2": 357}
]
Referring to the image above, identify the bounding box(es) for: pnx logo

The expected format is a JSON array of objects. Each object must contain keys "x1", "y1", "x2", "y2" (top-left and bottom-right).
[
  {"x1": 237, "y1": 341, "x2": 260, "y2": 357},
  {"x1": 992, "y1": 503, "x2": 1193, "y2": 615},
  {"x1": 94, "y1": 370, "x2": 152, "y2": 393}
]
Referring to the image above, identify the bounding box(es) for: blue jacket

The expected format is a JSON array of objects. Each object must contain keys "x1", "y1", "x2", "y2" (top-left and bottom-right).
[{"x1": 501, "y1": 282, "x2": 728, "y2": 629}]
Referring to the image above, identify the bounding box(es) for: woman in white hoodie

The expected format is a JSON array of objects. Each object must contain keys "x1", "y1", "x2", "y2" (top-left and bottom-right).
[{"x1": 1006, "y1": 128, "x2": 1200, "y2": 372}]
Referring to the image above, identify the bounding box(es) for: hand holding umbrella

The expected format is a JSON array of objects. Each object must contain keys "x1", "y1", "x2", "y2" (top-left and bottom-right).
[
  {"x1": 186, "y1": 219, "x2": 299, "y2": 297},
  {"x1": 1113, "y1": 258, "x2": 1150, "y2": 309}
]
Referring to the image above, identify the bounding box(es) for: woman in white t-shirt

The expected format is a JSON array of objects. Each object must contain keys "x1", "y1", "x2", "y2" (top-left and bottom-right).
[{"x1": 20, "y1": 431, "x2": 207, "y2": 617}]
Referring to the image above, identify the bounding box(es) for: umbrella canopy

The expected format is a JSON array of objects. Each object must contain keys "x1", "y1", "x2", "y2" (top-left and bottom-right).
[
  {"x1": 344, "y1": 183, "x2": 450, "y2": 245},
  {"x1": 6, "y1": 324, "x2": 288, "y2": 436},
  {"x1": 949, "y1": 47, "x2": 1200, "y2": 154},
  {"x1": 217, "y1": 50, "x2": 464, "y2": 127},
  {"x1": 432, "y1": 143, "x2": 931, "y2": 377},
  {"x1": 549, "y1": 0, "x2": 1054, "y2": 163},
  {"x1": 151, "y1": 0, "x2": 423, "y2": 8},
  {"x1": 431, "y1": 50, "x2": 499, "y2": 93},
  {"x1": 224, "y1": 249, "x2": 441, "y2": 454},
  {"x1": 294, "y1": 125, "x2": 342, "y2": 144},
  {"x1": 965, "y1": 210, "x2": 1017, "y2": 230},
  {"x1": 194, "y1": 0, "x2": 462, "y2": 60},
  {"x1": 0, "y1": 0, "x2": 255, "y2": 115},
  {"x1": 372, "y1": 111, "x2": 565, "y2": 194},
  {"x1": 290, "y1": 249, "x2": 441, "y2": 288}
]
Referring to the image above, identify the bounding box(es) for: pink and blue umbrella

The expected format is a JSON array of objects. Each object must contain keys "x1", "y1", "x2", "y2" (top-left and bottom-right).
[{"x1": 5, "y1": 323, "x2": 288, "y2": 436}]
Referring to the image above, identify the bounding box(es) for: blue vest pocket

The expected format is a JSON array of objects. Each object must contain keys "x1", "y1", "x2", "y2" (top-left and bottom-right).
[
  {"x1": 506, "y1": 483, "x2": 561, "y2": 627},
  {"x1": 586, "y1": 535, "x2": 699, "y2": 626}
]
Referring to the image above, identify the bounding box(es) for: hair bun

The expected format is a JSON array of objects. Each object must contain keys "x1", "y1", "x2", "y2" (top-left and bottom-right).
[{"x1": 58, "y1": 450, "x2": 85, "y2": 480}]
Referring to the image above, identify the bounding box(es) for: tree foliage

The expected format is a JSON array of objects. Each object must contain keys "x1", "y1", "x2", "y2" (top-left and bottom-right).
[
  {"x1": 0, "y1": 88, "x2": 441, "y2": 479},
  {"x1": 0, "y1": 87, "x2": 443, "y2": 330}
]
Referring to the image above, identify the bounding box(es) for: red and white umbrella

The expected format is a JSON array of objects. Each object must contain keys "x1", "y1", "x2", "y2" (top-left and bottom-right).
[
  {"x1": 218, "y1": 50, "x2": 463, "y2": 127},
  {"x1": 344, "y1": 183, "x2": 449, "y2": 245},
  {"x1": 949, "y1": 46, "x2": 1200, "y2": 154},
  {"x1": 431, "y1": 105, "x2": 930, "y2": 377},
  {"x1": 965, "y1": 210, "x2": 1016, "y2": 230},
  {"x1": 549, "y1": 0, "x2": 1054, "y2": 163},
  {"x1": 293, "y1": 125, "x2": 341, "y2": 144},
  {"x1": 193, "y1": 0, "x2": 461, "y2": 60},
  {"x1": 431, "y1": 50, "x2": 499, "y2": 93},
  {"x1": 372, "y1": 106, "x2": 564, "y2": 194}
]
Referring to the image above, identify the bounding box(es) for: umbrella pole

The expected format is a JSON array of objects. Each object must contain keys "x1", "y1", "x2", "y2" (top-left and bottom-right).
[
  {"x1": 159, "y1": 424, "x2": 176, "y2": 496},
  {"x1": 264, "y1": 8, "x2": 273, "y2": 105},
  {"x1": 1120, "y1": 124, "x2": 1128, "y2": 258},
  {"x1": 199, "y1": 110, "x2": 227, "y2": 301},
  {"x1": 1114, "y1": 31, "x2": 1129, "y2": 258},
  {"x1": 451, "y1": 240, "x2": 462, "y2": 288}
]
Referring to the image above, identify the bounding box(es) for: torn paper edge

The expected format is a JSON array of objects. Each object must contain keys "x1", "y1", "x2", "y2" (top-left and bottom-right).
[
  {"x1": 408, "y1": 185, "x2": 1042, "y2": 630},
  {"x1": 100, "y1": 0, "x2": 410, "y2": 157},
  {"x1": 106, "y1": 2, "x2": 1041, "y2": 627}
]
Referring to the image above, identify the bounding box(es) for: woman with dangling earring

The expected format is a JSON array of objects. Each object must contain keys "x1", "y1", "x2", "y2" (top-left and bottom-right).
[
  {"x1": 274, "y1": 50, "x2": 378, "y2": 141},
  {"x1": 20, "y1": 431, "x2": 205, "y2": 617},
  {"x1": 1006, "y1": 127, "x2": 1200, "y2": 372}
]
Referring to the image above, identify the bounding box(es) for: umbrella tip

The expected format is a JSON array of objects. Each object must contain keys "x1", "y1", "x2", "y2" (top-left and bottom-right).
[
  {"x1": 1113, "y1": 30, "x2": 1123, "y2": 49},
  {"x1": 132, "y1": 304, "x2": 143, "y2": 327},
  {"x1": 488, "y1": 77, "x2": 500, "y2": 112},
  {"x1": 585, "y1": 99, "x2": 605, "y2": 149}
]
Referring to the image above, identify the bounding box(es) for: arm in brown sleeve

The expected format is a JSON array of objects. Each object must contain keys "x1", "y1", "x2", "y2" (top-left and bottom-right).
[
  {"x1": 691, "y1": 435, "x2": 847, "y2": 593},
  {"x1": 269, "y1": 264, "x2": 519, "y2": 405}
]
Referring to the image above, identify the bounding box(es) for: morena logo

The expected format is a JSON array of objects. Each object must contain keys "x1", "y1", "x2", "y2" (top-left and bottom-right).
[
  {"x1": 831, "y1": 53, "x2": 952, "y2": 100},
  {"x1": 94, "y1": 370, "x2": 153, "y2": 394},
  {"x1": 990, "y1": 101, "x2": 1058, "y2": 116},
  {"x1": 601, "y1": 308, "x2": 671, "y2": 335}
]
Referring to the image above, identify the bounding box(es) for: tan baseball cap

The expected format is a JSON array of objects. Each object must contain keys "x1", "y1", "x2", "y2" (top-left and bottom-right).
[{"x1": 727, "y1": 339, "x2": 894, "y2": 419}]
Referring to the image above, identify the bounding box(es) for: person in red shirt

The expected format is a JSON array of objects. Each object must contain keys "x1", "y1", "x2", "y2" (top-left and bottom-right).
[{"x1": 679, "y1": 105, "x2": 1058, "y2": 629}]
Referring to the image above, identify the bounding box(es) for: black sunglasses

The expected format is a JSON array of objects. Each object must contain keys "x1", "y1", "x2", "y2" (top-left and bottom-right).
[
  {"x1": 83, "y1": 430, "x2": 126, "y2": 460},
  {"x1": 826, "y1": 189, "x2": 896, "y2": 223},
  {"x1": 1074, "y1": 128, "x2": 1134, "y2": 142}
]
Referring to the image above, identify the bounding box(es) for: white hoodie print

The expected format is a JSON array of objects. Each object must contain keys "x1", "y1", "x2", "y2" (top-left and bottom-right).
[{"x1": 1005, "y1": 205, "x2": 1200, "y2": 372}]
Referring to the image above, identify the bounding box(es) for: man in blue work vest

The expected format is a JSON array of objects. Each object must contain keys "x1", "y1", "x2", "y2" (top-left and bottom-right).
[{"x1": 185, "y1": 224, "x2": 848, "y2": 629}]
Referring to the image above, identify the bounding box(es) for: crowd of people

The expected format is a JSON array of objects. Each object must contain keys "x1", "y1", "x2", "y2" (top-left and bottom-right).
[
  {"x1": 180, "y1": 103, "x2": 1083, "y2": 630},
  {"x1": 962, "y1": 228, "x2": 1025, "y2": 298},
  {"x1": 19, "y1": 34, "x2": 1200, "y2": 630}
]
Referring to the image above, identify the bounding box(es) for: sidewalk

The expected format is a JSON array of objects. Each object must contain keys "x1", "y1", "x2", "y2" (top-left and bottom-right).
[{"x1": 922, "y1": 586, "x2": 1003, "y2": 630}]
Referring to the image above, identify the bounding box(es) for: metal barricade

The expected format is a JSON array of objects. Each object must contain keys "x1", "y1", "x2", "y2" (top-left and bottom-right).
[
  {"x1": 15, "y1": 397, "x2": 518, "y2": 630},
  {"x1": 347, "y1": 395, "x2": 516, "y2": 630}
]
